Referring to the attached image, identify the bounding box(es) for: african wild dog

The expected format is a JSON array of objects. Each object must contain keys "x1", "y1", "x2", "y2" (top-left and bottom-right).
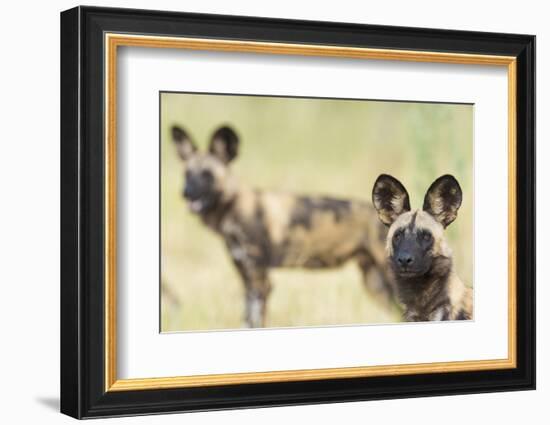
[
  {"x1": 171, "y1": 124, "x2": 396, "y2": 328},
  {"x1": 371, "y1": 174, "x2": 472, "y2": 322}
]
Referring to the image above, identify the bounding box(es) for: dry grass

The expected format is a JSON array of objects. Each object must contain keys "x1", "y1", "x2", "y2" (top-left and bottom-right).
[{"x1": 160, "y1": 93, "x2": 473, "y2": 332}]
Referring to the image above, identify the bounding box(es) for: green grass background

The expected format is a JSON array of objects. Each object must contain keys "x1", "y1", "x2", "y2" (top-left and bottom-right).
[{"x1": 160, "y1": 92, "x2": 473, "y2": 332}]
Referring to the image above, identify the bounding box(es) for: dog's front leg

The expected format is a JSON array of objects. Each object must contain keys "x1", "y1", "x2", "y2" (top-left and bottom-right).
[
  {"x1": 232, "y1": 257, "x2": 271, "y2": 328},
  {"x1": 242, "y1": 269, "x2": 271, "y2": 328},
  {"x1": 225, "y1": 232, "x2": 272, "y2": 328},
  {"x1": 244, "y1": 285, "x2": 270, "y2": 328}
]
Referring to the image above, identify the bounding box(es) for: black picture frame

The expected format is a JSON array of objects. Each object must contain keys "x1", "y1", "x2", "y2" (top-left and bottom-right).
[{"x1": 60, "y1": 5, "x2": 535, "y2": 419}]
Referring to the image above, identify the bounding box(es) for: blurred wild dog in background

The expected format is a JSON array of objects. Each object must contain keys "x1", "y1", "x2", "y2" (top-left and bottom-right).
[
  {"x1": 372, "y1": 174, "x2": 472, "y2": 322},
  {"x1": 171, "y1": 124, "x2": 396, "y2": 328}
]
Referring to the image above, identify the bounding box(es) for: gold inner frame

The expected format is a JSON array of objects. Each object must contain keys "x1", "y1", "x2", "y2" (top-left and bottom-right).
[{"x1": 104, "y1": 33, "x2": 517, "y2": 392}]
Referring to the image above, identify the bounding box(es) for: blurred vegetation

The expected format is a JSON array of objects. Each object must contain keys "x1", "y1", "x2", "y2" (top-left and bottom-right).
[{"x1": 160, "y1": 92, "x2": 473, "y2": 332}]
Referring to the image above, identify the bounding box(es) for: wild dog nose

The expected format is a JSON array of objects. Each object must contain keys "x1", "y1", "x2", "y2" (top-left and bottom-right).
[
  {"x1": 183, "y1": 186, "x2": 191, "y2": 199},
  {"x1": 183, "y1": 184, "x2": 199, "y2": 200},
  {"x1": 397, "y1": 254, "x2": 414, "y2": 267}
]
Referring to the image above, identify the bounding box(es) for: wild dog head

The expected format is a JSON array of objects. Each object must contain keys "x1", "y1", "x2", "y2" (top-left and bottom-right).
[
  {"x1": 171, "y1": 125, "x2": 240, "y2": 215},
  {"x1": 372, "y1": 174, "x2": 462, "y2": 280}
]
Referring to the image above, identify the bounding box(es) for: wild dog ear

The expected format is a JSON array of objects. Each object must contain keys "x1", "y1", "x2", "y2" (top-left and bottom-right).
[
  {"x1": 372, "y1": 174, "x2": 411, "y2": 226},
  {"x1": 209, "y1": 126, "x2": 239, "y2": 163},
  {"x1": 171, "y1": 126, "x2": 196, "y2": 161},
  {"x1": 423, "y1": 174, "x2": 463, "y2": 228}
]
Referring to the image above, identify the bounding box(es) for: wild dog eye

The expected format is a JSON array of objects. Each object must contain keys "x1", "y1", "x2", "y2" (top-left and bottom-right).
[
  {"x1": 418, "y1": 231, "x2": 432, "y2": 243},
  {"x1": 393, "y1": 231, "x2": 402, "y2": 243}
]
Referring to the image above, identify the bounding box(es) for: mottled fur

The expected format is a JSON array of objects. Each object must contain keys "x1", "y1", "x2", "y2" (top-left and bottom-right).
[
  {"x1": 172, "y1": 125, "x2": 396, "y2": 327},
  {"x1": 372, "y1": 174, "x2": 472, "y2": 322}
]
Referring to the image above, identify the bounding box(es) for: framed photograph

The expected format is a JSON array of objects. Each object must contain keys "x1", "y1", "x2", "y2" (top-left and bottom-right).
[{"x1": 60, "y1": 6, "x2": 535, "y2": 419}]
